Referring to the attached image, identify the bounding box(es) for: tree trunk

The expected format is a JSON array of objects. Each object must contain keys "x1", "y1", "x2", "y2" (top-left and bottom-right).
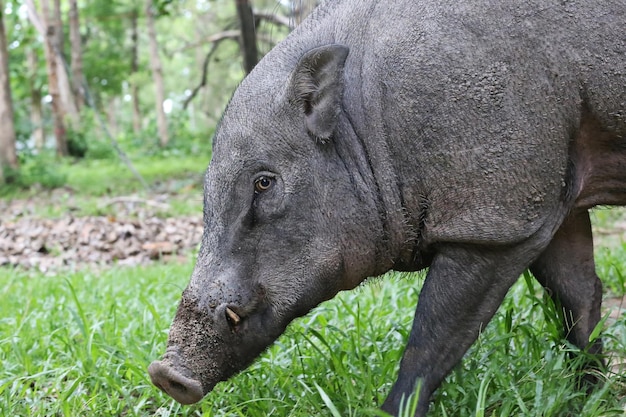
[
  {"x1": 40, "y1": 0, "x2": 68, "y2": 156},
  {"x1": 130, "y1": 8, "x2": 141, "y2": 135},
  {"x1": 107, "y1": 96, "x2": 119, "y2": 137},
  {"x1": 145, "y1": 0, "x2": 169, "y2": 147},
  {"x1": 52, "y1": 0, "x2": 63, "y2": 50},
  {"x1": 51, "y1": 0, "x2": 78, "y2": 122},
  {"x1": 68, "y1": 0, "x2": 85, "y2": 110},
  {"x1": 27, "y1": 48, "x2": 45, "y2": 149},
  {"x1": 235, "y1": 0, "x2": 258, "y2": 74},
  {"x1": 294, "y1": 1, "x2": 316, "y2": 25},
  {"x1": 0, "y1": 0, "x2": 19, "y2": 183}
]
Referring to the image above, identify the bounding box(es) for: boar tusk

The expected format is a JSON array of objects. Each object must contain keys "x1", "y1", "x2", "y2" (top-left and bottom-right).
[{"x1": 225, "y1": 307, "x2": 241, "y2": 326}]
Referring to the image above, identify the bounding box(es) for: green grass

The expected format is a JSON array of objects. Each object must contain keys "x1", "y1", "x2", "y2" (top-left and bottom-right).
[
  {"x1": 59, "y1": 154, "x2": 209, "y2": 196},
  {"x1": 1, "y1": 246, "x2": 625, "y2": 417},
  {"x1": 0, "y1": 154, "x2": 208, "y2": 219},
  {"x1": 1, "y1": 153, "x2": 207, "y2": 199},
  {"x1": 1, "y1": 187, "x2": 205, "y2": 220}
]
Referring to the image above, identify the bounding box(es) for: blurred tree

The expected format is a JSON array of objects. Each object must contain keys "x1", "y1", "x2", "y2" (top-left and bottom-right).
[
  {"x1": 2, "y1": 0, "x2": 320, "y2": 164},
  {"x1": 27, "y1": 0, "x2": 68, "y2": 155},
  {"x1": 146, "y1": 0, "x2": 169, "y2": 147},
  {"x1": 0, "y1": 0, "x2": 18, "y2": 182},
  {"x1": 26, "y1": 47, "x2": 45, "y2": 149},
  {"x1": 69, "y1": 0, "x2": 85, "y2": 109},
  {"x1": 49, "y1": 0, "x2": 78, "y2": 121},
  {"x1": 290, "y1": 0, "x2": 317, "y2": 25},
  {"x1": 235, "y1": 0, "x2": 257, "y2": 74},
  {"x1": 183, "y1": 0, "x2": 302, "y2": 110},
  {"x1": 129, "y1": 6, "x2": 141, "y2": 134}
]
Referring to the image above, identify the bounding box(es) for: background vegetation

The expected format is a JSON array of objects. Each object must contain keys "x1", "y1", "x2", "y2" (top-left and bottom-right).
[{"x1": 0, "y1": 0, "x2": 301, "y2": 189}]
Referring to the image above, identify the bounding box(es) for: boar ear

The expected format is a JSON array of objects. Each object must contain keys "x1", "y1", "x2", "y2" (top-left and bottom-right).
[{"x1": 290, "y1": 44, "x2": 349, "y2": 143}]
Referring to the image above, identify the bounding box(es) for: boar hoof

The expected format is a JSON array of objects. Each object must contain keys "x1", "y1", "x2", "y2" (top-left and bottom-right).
[{"x1": 148, "y1": 360, "x2": 204, "y2": 405}]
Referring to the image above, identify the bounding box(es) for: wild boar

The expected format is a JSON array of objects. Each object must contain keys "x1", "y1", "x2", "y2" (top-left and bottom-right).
[{"x1": 148, "y1": 0, "x2": 626, "y2": 415}]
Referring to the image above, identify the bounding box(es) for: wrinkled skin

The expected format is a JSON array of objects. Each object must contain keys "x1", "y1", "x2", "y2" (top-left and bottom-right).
[{"x1": 148, "y1": 0, "x2": 626, "y2": 415}]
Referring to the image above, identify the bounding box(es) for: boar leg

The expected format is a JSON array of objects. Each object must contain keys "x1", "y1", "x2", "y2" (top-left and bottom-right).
[
  {"x1": 530, "y1": 209, "x2": 603, "y2": 360},
  {"x1": 382, "y1": 243, "x2": 537, "y2": 416}
]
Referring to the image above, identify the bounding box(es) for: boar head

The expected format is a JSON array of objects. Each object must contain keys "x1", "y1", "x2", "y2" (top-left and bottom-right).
[{"x1": 148, "y1": 44, "x2": 397, "y2": 404}]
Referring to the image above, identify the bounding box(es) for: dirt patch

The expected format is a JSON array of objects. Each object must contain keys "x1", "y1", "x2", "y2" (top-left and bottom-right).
[
  {"x1": 0, "y1": 215, "x2": 203, "y2": 271},
  {"x1": 0, "y1": 193, "x2": 203, "y2": 272}
]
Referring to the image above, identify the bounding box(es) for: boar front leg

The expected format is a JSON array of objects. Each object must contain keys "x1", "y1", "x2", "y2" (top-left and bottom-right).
[{"x1": 381, "y1": 243, "x2": 541, "y2": 417}]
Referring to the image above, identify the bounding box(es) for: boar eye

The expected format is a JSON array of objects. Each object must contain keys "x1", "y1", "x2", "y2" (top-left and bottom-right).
[{"x1": 254, "y1": 175, "x2": 274, "y2": 193}]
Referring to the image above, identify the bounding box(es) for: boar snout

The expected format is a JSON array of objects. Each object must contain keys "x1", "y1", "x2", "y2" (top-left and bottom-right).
[
  {"x1": 149, "y1": 281, "x2": 276, "y2": 404},
  {"x1": 148, "y1": 359, "x2": 204, "y2": 405},
  {"x1": 148, "y1": 294, "x2": 231, "y2": 404}
]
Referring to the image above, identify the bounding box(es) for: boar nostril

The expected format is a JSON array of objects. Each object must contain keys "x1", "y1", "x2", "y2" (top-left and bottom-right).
[
  {"x1": 148, "y1": 360, "x2": 204, "y2": 405},
  {"x1": 169, "y1": 380, "x2": 187, "y2": 393}
]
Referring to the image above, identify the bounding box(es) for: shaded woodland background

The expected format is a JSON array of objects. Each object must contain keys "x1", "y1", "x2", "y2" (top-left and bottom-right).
[{"x1": 0, "y1": 0, "x2": 316, "y2": 188}]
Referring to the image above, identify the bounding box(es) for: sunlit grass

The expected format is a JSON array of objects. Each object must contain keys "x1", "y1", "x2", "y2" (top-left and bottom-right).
[
  {"x1": 0, "y1": 149, "x2": 212, "y2": 199},
  {"x1": 0, "y1": 262, "x2": 192, "y2": 417},
  {"x1": 0, "y1": 154, "x2": 208, "y2": 219},
  {"x1": 1, "y1": 247, "x2": 625, "y2": 417},
  {"x1": 59, "y1": 155, "x2": 209, "y2": 196}
]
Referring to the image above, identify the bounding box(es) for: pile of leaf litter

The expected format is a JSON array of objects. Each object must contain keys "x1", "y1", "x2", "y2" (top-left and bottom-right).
[{"x1": 0, "y1": 193, "x2": 203, "y2": 272}]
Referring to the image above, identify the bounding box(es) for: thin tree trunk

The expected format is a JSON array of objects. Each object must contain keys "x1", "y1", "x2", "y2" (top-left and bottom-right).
[
  {"x1": 107, "y1": 97, "x2": 118, "y2": 137},
  {"x1": 51, "y1": 0, "x2": 78, "y2": 121},
  {"x1": 27, "y1": 48, "x2": 45, "y2": 149},
  {"x1": 52, "y1": 0, "x2": 63, "y2": 49},
  {"x1": 31, "y1": 88, "x2": 44, "y2": 148},
  {"x1": 0, "y1": 0, "x2": 19, "y2": 182},
  {"x1": 69, "y1": 0, "x2": 84, "y2": 109},
  {"x1": 294, "y1": 1, "x2": 316, "y2": 25},
  {"x1": 145, "y1": 0, "x2": 169, "y2": 147},
  {"x1": 130, "y1": 8, "x2": 141, "y2": 134},
  {"x1": 234, "y1": 0, "x2": 258, "y2": 74},
  {"x1": 40, "y1": 0, "x2": 68, "y2": 156}
]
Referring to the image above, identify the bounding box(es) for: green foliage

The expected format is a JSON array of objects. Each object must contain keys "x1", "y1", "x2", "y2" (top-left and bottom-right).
[
  {"x1": 153, "y1": 0, "x2": 177, "y2": 17},
  {"x1": 3, "y1": 0, "x2": 294, "y2": 182},
  {"x1": 0, "y1": 263, "x2": 194, "y2": 417},
  {"x1": 66, "y1": 127, "x2": 89, "y2": 159},
  {"x1": 0, "y1": 154, "x2": 68, "y2": 194},
  {"x1": 85, "y1": 138, "x2": 116, "y2": 160},
  {"x1": 12, "y1": 103, "x2": 38, "y2": 153},
  {"x1": 80, "y1": 1, "x2": 135, "y2": 97},
  {"x1": 595, "y1": 243, "x2": 626, "y2": 297},
  {"x1": 136, "y1": 110, "x2": 214, "y2": 156},
  {"x1": 21, "y1": 156, "x2": 68, "y2": 189},
  {"x1": 0, "y1": 165, "x2": 19, "y2": 185},
  {"x1": 0, "y1": 148, "x2": 209, "y2": 198},
  {"x1": 96, "y1": 108, "x2": 215, "y2": 163},
  {"x1": 67, "y1": 110, "x2": 116, "y2": 160}
]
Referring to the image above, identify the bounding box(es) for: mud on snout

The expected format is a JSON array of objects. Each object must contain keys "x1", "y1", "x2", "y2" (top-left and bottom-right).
[
  {"x1": 148, "y1": 288, "x2": 286, "y2": 405},
  {"x1": 148, "y1": 296, "x2": 239, "y2": 405}
]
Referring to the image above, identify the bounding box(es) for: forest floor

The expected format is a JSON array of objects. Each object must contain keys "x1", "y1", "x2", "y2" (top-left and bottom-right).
[{"x1": 0, "y1": 154, "x2": 209, "y2": 271}]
